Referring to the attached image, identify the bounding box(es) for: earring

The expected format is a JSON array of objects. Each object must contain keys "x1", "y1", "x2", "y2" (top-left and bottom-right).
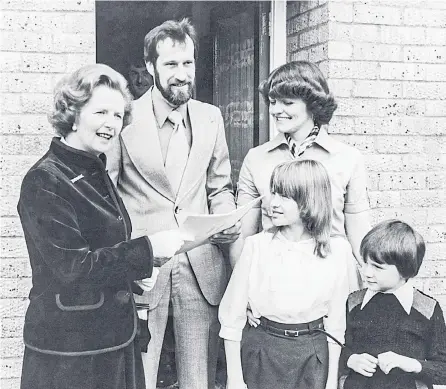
[{"x1": 72, "y1": 124, "x2": 77, "y2": 132}]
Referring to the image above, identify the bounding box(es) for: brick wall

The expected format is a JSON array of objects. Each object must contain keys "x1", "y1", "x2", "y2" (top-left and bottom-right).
[
  {"x1": 324, "y1": 0, "x2": 446, "y2": 300},
  {"x1": 289, "y1": 2, "x2": 445, "y2": 386},
  {"x1": 0, "y1": 1, "x2": 95, "y2": 386},
  {"x1": 287, "y1": 0, "x2": 329, "y2": 65}
]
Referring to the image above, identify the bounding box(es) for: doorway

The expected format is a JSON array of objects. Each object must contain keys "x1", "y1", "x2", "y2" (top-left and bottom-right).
[
  {"x1": 95, "y1": 2, "x2": 270, "y2": 387},
  {"x1": 96, "y1": 1, "x2": 270, "y2": 184}
]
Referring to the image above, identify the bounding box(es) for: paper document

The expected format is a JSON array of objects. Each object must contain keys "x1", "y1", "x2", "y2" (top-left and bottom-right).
[{"x1": 177, "y1": 196, "x2": 264, "y2": 253}]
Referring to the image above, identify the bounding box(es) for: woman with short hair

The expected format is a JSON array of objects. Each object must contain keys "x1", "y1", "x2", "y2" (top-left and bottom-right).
[
  {"x1": 18, "y1": 63, "x2": 184, "y2": 389},
  {"x1": 237, "y1": 61, "x2": 371, "y2": 292}
]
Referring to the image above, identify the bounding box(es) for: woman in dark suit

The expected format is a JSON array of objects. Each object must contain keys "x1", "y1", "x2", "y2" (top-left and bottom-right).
[{"x1": 17, "y1": 63, "x2": 184, "y2": 389}]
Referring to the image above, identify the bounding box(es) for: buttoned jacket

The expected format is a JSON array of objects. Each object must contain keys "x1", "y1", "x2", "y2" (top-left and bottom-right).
[{"x1": 17, "y1": 139, "x2": 154, "y2": 355}]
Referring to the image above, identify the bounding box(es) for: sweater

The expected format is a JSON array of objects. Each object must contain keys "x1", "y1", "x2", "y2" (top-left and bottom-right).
[{"x1": 339, "y1": 288, "x2": 446, "y2": 389}]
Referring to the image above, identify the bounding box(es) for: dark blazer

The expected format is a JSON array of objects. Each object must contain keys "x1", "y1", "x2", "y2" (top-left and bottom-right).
[{"x1": 17, "y1": 138, "x2": 154, "y2": 356}]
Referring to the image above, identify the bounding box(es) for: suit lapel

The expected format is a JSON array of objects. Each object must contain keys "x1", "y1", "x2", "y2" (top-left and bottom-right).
[
  {"x1": 120, "y1": 91, "x2": 174, "y2": 202},
  {"x1": 176, "y1": 100, "x2": 214, "y2": 202}
]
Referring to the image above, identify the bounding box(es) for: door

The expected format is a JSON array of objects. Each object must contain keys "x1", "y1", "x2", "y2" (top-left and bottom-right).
[{"x1": 211, "y1": 1, "x2": 270, "y2": 185}]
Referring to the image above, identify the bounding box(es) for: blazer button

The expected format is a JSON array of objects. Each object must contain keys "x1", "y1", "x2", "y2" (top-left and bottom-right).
[
  {"x1": 118, "y1": 215, "x2": 123, "y2": 221},
  {"x1": 115, "y1": 290, "x2": 130, "y2": 305}
]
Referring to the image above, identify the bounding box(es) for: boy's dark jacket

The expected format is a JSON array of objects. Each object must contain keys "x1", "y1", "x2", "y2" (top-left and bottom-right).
[{"x1": 17, "y1": 138, "x2": 153, "y2": 356}]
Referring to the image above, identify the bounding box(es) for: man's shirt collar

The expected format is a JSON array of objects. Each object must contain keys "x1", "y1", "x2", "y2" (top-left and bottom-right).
[{"x1": 361, "y1": 279, "x2": 414, "y2": 315}]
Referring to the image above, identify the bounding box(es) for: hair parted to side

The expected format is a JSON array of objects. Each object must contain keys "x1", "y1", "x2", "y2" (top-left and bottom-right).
[
  {"x1": 360, "y1": 219, "x2": 426, "y2": 279},
  {"x1": 259, "y1": 61, "x2": 337, "y2": 126},
  {"x1": 270, "y1": 159, "x2": 332, "y2": 258},
  {"x1": 143, "y1": 18, "x2": 198, "y2": 65},
  {"x1": 49, "y1": 64, "x2": 133, "y2": 137}
]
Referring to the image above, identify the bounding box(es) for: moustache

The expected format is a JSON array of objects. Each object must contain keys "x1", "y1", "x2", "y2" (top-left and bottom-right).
[{"x1": 170, "y1": 82, "x2": 191, "y2": 87}]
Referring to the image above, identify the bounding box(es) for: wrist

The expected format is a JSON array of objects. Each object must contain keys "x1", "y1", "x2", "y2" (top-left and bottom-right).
[
  {"x1": 226, "y1": 377, "x2": 246, "y2": 388},
  {"x1": 407, "y1": 357, "x2": 422, "y2": 373}
]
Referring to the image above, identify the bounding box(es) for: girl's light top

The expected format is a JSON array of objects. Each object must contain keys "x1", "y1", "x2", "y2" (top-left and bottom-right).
[{"x1": 219, "y1": 230, "x2": 349, "y2": 343}]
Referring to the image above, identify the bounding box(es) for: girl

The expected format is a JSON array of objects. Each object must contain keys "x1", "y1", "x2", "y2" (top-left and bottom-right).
[{"x1": 219, "y1": 159, "x2": 349, "y2": 389}]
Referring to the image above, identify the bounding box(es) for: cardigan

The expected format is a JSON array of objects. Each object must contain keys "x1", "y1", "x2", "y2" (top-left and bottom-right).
[
  {"x1": 17, "y1": 138, "x2": 154, "y2": 356},
  {"x1": 339, "y1": 288, "x2": 446, "y2": 389}
]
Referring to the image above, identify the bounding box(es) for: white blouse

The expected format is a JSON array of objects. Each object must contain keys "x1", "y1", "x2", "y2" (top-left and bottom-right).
[{"x1": 219, "y1": 230, "x2": 349, "y2": 343}]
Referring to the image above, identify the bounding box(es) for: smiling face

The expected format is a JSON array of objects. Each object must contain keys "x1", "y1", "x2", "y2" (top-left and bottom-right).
[
  {"x1": 269, "y1": 97, "x2": 314, "y2": 137},
  {"x1": 66, "y1": 85, "x2": 125, "y2": 155},
  {"x1": 147, "y1": 36, "x2": 195, "y2": 106},
  {"x1": 269, "y1": 192, "x2": 302, "y2": 230},
  {"x1": 361, "y1": 257, "x2": 407, "y2": 293}
]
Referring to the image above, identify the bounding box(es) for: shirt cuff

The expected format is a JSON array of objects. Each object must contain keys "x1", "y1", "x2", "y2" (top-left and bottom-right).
[
  {"x1": 219, "y1": 325, "x2": 244, "y2": 342},
  {"x1": 134, "y1": 268, "x2": 160, "y2": 292},
  {"x1": 344, "y1": 202, "x2": 370, "y2": 214}
]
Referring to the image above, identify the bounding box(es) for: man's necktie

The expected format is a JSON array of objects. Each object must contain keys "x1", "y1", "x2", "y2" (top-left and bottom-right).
[{"x1": 165, "y1": 110, "x2": 189, "y2": 196}]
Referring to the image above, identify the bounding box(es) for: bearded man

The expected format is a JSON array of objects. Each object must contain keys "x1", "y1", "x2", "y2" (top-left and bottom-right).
[{"x1": 107, "y1": 18, "x2": 240, "y2": 389}]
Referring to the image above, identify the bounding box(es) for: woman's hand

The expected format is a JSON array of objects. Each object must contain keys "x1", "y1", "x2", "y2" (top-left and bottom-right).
[{"x1": 148, "y1": 229, "x2": 185, "y2": 266}]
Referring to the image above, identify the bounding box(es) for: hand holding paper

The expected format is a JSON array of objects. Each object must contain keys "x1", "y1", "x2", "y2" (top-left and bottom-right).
[
  {"x1": 209, "y1": 221, "x2": 241, "y2": 245},
  {"x1": 176, "y1": 196, "x2": 263, "y2": 253},
  {"x1": 148, "y1": 229, "x2": 185, "y2": 265}
]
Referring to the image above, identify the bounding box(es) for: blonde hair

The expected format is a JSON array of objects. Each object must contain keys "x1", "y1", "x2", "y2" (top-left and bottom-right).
[{"x1": 270, "y1": 159, "x2": 332, "y2": 258}]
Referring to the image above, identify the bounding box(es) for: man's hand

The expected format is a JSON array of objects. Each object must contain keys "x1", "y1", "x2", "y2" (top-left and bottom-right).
[
  {"x1": 377, "y1": 351, "x2": 422, "y2": 374},
  {"x1": 347, "y1": 353, "x2": 378, "y2": 377},
  {"x1": 209, "y1": 221, "x2": 241, "y2": 245},
  {"x1": 148, "y1": 229, "x2": 185, "y2": 266}
]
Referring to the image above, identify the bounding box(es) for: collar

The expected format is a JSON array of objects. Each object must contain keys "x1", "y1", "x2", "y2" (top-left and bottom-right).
[
  {"x1": 50, "y1": 137, "x2": 107, "y2": 173},
  {"x1": 265, "y1": 127, "x2": 339, "y2": 154},
  {"x1": 151, "y1": 86, "x2": 188, "y2": 128},
  {"x1": 361, "y1": 279, "x2": 414, "y2": 314}
]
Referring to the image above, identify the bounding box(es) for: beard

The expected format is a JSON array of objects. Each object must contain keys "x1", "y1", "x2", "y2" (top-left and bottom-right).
[{"x1": 154, "y1": 66, "x2": 194, "y2": 106}]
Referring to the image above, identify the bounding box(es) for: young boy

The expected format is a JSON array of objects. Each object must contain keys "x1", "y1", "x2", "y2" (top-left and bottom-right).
[{"x1": 339, "y1": 220, "x2": 446, "y2": 389}]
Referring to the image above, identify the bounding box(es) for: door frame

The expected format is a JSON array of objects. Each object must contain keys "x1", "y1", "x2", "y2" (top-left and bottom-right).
[{"x1": 269, "y1": 0, "x2": 287, "y2": 139}]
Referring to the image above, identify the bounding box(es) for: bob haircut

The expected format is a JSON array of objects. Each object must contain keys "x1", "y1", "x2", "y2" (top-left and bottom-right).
[
  {"x1": 360, "y1": 219, "x2": 425, "y2": 280},
  {"x1": 270, "y1": 159, "x2": 332, "y2": 258},
  {"x1": 259, "y1": 61, "x2": 337, "y2": 126},
  {"x1": 49, "y1": 64, "x2": 133, "y2": 137},
  {"x1": 143, "y1": 18, "x2": 199, "y2": 65}
]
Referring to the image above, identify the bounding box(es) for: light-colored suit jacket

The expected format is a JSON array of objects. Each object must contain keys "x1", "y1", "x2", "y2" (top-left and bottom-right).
[{"x1": 107, "y1": 90, "x2": 236, "y2": 309}]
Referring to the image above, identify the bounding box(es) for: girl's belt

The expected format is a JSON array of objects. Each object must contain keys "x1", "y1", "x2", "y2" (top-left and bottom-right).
[
  {"x1": 259, "y1": 317, "x2": 323, "y2": 337},
  {"x1": 259, "y1": 316, "x2": 345, "y2": 348}
]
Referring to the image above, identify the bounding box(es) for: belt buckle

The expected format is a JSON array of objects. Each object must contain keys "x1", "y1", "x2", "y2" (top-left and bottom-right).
[{"x1": 284, "y1": 329, "x2": 299, "y2": 337}]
